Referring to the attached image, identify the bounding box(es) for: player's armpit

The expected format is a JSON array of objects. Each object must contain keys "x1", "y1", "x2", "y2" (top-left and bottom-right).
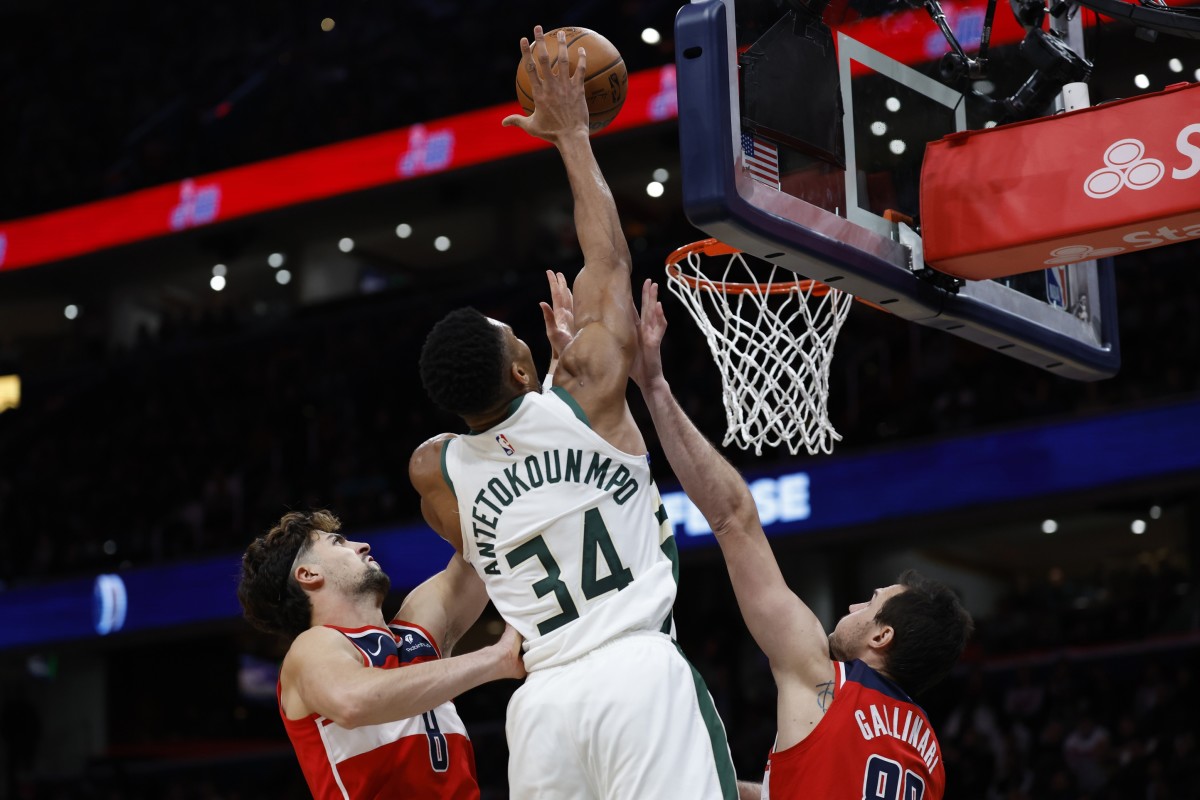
[
  {"x1": 555, "y1": 322, "x2": 628, "y2": 398},
  {"x1": 396, "y1": 554, "x2": 488, "y2": 657},
  {"x1": 772, "y1": 662, "x2": 839, "y2": 751}
]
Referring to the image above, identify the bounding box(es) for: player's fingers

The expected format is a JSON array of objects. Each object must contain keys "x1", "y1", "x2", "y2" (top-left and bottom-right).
[
  {"x1": 517, "y1": 37, "x2": 537, "y2": 80},
  {"x1": 554, "y1": 30, "x2": 569, "y2": 79},
  {"x1": 501, "y1": 114, "x2": 529, "y2": 128},
  {"x1": 534, "y1": 28, "x2": 552, "y2": 74},
  {"x1": 645, "y1": 283, "x2": 666, "y2": 328},
  {"x1": 574, "y1": 46, "x2": 587, "y2": 83}
]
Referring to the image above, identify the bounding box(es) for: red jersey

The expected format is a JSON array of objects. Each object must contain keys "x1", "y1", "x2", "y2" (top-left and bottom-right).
[
  {"x1": 281, "y1": 620, "x2": 479, "y2": 800},
  {"x1": 762, "y1": 660, "x2": 944, "y2": 800}
]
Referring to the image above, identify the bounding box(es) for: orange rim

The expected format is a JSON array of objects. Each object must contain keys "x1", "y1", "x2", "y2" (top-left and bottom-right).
[
  {"x1": 665, "y1": 238, "x2": 888, "y2": 311},
  {"x1": 665, "y1": 238, "x2": 832, "y2": 296}
]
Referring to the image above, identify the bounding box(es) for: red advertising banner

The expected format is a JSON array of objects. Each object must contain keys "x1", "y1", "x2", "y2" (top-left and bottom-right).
[
  {"x1": 920, "y1": 81, "x2": 1200, "y2": 280},
  {"x1": 0, "y1": 65, "x2": 680, "y2": 272}
]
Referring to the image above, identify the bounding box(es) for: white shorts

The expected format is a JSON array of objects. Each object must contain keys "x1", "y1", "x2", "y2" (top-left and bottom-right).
[{"x1": 505, "y1": 630, "x2": 737, "y2": 799}]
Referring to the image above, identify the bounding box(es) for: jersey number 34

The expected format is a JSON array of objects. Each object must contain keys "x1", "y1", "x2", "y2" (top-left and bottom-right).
[{"x1": 506, "y1": 508, "x2": 633, "y2": 635}]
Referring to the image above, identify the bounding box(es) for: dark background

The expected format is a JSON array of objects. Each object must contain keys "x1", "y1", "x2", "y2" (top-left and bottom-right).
[{"x1": 1, "y1": 1, "x2": 1198, "y2": 797}]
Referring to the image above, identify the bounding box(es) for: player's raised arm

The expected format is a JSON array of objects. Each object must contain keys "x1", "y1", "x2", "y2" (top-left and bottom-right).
[
  {"x1": 502, "y1": 27, "x2": 636, "y2": 438},
  {"x1": 396, "y1": 552, "x2": 491, "y2": 658},
  {"x1": 631, "y1": 281, "x2": 830, "y2": 682}
]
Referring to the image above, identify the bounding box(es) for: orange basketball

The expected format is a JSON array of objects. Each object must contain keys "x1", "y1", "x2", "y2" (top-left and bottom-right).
[{"x1": 514, "y1": 27, "x2": 628, "y2": 133}]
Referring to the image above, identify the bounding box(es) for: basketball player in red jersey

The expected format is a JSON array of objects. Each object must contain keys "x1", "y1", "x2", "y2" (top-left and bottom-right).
[
  {"x1": 629, "y1": 281, "x2": 974, "y2": 800},
  {"x1": 238, "y1": 509, "x2": 525, "y2": 799}
]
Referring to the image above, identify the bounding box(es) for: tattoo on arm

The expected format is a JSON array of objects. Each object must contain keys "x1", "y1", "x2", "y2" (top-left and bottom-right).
[{"x1": 816, "y1": 680, "x2": 835, "y2": 713}]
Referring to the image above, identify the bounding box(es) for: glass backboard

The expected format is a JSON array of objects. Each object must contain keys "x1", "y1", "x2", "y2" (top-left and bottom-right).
[{"x1": 673, "y1": 0, "x2": 1120, "y2": 379}]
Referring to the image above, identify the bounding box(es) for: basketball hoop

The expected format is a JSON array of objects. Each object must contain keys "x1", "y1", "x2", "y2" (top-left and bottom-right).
[{"x1": 664, "y1": 238, "x2": 859, "y2": 456}]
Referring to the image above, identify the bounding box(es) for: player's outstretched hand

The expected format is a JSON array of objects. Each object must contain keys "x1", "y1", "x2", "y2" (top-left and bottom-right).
[
  {"x1": 631, "y1": 279, "x2": 668, "y2": 390},
  {"x1": 539, "y1": 270, "x2": 575, "y2": 359},
  {"x1": 501, "y1": 26, "x2": 589, "y2": 144}
]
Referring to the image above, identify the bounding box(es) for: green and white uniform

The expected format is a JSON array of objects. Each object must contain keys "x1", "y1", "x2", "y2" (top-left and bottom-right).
[{"x1": 441, "y1": 388, "x2": 736, "y2": 799}]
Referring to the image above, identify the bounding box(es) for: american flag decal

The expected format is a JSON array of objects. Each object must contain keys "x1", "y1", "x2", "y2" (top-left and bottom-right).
[{"x1": 741, "y1": 133, "x2": 781, "y2": 189}]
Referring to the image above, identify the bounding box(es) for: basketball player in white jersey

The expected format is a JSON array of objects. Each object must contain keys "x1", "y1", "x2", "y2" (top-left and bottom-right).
[
  {"x1": 238, "y1": 509, "x2": 525, "y2": 799},
  {"x1": 409, "y1": 26, "x2": 737, "y2": 800},
  {"x1": 628, "y1": 281, "x2": 974, "y2": 800}
]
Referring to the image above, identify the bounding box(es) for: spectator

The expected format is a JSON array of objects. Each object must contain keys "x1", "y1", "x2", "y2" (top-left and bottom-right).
[{"x1": 1062, "y1": 705, "x2": 1111, "y2": 794}]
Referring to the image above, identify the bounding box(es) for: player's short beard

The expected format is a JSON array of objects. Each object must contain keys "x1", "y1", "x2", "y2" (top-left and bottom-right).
[
  {"x1": 827, "y1": 632, "x2": 847, "y2": 661},
  {"x1": 356, "y1": 568, "x2": 391, "y2": 602}
]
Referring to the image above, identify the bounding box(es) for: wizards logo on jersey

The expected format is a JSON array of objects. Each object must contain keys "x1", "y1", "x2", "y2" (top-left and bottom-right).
[
  {"x1": 496, "y1": 434, "x2": 516, "y2": 456},
  {"x1": 390, "y1": 625, "x2": 439, "y2": 664}
]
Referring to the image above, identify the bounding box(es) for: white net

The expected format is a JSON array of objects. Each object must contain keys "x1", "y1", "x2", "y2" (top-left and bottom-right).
[{"x1": 665, "y1": 243, "x2": 853, "y2": 456}]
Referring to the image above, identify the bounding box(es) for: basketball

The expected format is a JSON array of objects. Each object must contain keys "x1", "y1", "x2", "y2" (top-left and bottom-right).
[{"x1": 514, "y1": 27, "x2": 628, "y2": 133}]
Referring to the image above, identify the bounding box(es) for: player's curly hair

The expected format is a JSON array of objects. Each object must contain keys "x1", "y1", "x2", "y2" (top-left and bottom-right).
[
  {"x1": 875, "y1": 570, "x2": 974, "y2": 696},
  {"x1": 419, "y1": 307, "x2": 509, "y2": 416},
  {"x1": 238, "y1": 509, "x2": 342, "y2": 640}
]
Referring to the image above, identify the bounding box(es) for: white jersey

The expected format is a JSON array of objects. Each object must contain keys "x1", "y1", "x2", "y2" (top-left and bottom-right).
[{"x1": 441, "y1": 388, "x2": 678, "y2": 671}]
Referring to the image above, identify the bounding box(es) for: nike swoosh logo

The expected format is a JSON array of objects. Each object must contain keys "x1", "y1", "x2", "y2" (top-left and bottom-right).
[{"x1": 367, "y1": 638, "x2": 384, "y2": 657}]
